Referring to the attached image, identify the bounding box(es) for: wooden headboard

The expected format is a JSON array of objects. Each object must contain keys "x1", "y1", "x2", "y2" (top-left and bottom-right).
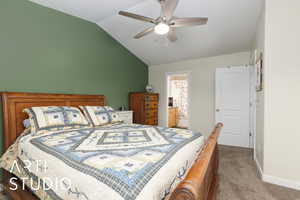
[{"x1": 1, "y1": 92, "x2": 106, "y2": 151}]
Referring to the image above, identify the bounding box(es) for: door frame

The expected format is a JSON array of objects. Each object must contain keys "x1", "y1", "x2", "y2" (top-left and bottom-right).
[
  {"x1": 215, "y1": 66, "x2": 256, "y2": 148},
  {"x1": 165, "y1": 71, "x2": 192, "y2": 129},
  {"x1": 249, "y1": 66, "x2": 256, "y2": 149}
]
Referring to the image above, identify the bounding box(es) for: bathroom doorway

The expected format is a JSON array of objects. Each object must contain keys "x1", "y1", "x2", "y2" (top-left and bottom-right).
[{"x1": 167, "y1": 72, "x2": 190, "y2": 129}]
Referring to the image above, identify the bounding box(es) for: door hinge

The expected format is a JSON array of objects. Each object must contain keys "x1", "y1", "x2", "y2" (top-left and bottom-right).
[
  {"x1": 250, "y1": 102, "x2": 252, "y2": 107},
  {"x1": 249, "y1": 132, "x2": 252, "y2": 137}
]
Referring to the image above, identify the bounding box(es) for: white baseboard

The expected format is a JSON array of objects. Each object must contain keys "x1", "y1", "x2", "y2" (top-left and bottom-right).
[
  {"x1": 262, "y1": 175, "x2": 300, "y2": 191},
  {"x1": 254, "y1": 155, "x2": 300, "y2": 191},
  {"x1": 254, "y1": 155, "x2": 263, "y2": 178}
]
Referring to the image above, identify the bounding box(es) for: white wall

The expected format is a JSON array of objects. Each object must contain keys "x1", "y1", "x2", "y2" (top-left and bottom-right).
[
  {"x1": 149, "y1": 52, "x2": 250, "y2": 137},
  {"x1": 263, "y1": 0, "x2": 300, "y2": 188},
  {"x1": 251, "y1": 6, "x2": 265, "y2": 172}
]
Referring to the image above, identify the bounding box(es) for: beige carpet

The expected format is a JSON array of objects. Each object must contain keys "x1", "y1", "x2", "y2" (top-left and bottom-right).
[{"x1": 218, "y1": 145, "x2": 300, "y2": 200}]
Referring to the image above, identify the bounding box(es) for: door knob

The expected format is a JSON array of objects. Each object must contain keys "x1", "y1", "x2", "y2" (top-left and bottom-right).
[{"x1": 216, "y1": 109, "x2": 220, "y2": 112}]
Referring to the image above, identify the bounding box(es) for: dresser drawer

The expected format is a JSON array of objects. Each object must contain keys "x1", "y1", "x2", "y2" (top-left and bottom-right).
[
  {"x1": 145, "y1": 118, "x2": 158, "y2": 125},
  {"x1": 145, "y1": 95, "x2": 158, "y2": 102},
  {"x1": 144, "y1": 102, "x2": 158, "y2": 110},
  {"x1": 145, "y1": 110, "x2": 157, "y2": 118}
]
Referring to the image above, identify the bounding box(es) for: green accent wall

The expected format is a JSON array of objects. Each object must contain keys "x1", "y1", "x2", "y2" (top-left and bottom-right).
[{"x1": 0, "y1": 0, "x2": 148, "y2": 154}]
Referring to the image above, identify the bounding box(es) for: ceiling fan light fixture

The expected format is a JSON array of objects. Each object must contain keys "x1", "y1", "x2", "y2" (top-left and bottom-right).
[{"x1": 154, "y1": 23, "x2": 170, "y2": 35}]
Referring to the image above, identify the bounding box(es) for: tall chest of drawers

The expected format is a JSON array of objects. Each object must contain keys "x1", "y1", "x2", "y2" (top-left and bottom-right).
[{"x1": 129, "y1": 92, "x2": 159, "y2": 125}]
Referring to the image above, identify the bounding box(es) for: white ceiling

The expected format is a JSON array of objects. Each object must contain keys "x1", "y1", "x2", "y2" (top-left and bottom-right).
[{"x1": 29, "y1": 0, "x2": 263, "y2": 65}]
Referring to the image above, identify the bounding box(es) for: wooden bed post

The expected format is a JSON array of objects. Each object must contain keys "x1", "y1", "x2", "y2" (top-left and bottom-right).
[{"x1": 169, "y1": 123, "x2": 223, "y2": 200}]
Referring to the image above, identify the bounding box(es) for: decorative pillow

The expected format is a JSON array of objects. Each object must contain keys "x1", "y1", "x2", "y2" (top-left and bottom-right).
[
  {"x1": 80, "y1": 106, "x2": 121, "y2": 126},
  {"x1": 23, "y1": 119, "x2": 31, "y2": 129},
  {"x1": 23, "y1": 106, "x2": 90, "y2": 134}
]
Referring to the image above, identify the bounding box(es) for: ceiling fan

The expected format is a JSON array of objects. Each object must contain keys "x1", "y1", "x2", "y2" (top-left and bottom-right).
[{"x1": 119, "y1": 0, "x2": 208, "y2": 42}]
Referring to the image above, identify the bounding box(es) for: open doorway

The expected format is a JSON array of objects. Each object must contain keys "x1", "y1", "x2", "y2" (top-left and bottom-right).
[{"x1": 167, "y1": 72, "x2": 190, "y2": 129}]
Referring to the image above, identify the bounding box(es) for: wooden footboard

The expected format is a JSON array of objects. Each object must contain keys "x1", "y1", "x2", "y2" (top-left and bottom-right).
[
  {"x1": 169, "y1": 123, "x2": 223, "y2": 200},
  {"x1": 3, "y1": 171, "x2": 39, "y2": 200}
]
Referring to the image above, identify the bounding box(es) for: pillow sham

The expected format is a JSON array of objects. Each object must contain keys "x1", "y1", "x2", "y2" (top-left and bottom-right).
[
  {"x1": 80, "y1": 106, "x2": 121, "y2": 126},
  {"x1": 23, "y1": 106, "x2": 90, "y2": 134}
]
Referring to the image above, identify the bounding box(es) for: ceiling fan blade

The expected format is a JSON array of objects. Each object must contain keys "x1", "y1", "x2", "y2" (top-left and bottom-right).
[
  {"x1": 170, "y1": 17, "x2": 208, "y2": 27},
  {"x1": 167, "y1": 28, "x2": 177, "y2": 42},
  {"x1": 161, "y1": 0, "x2": 179, "y2": 20},
  {"x1": 134, "y1": 27, "x2": 155, "y2": 39},
  {"x1": 119, "y1": 11, "x2": 156, "y2": 24}
]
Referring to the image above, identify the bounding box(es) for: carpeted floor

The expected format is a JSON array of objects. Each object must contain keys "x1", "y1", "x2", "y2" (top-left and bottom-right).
[
  {"x1": 218, "y1": 145, "x2": 300, "y2": 200},
  {"x1": 1, "y1": 146, "x2": 299, "y2": 200}
]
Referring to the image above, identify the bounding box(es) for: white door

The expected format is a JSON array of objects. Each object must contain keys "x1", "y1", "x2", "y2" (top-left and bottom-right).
[{"x1": 215, "y1": 67, "x2": 250, "y2": 148}]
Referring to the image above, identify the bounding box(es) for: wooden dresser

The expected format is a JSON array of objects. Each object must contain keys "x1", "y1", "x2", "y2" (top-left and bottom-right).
[
  {"x1": 129, "y1": 92, "x2": 159, "y2": 125},
  {"x1": 168, "y1": 107, "x2": 178, "y2": 128}
]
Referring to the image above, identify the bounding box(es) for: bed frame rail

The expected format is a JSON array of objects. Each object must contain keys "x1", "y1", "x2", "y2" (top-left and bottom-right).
[{"x1": 170, "y1": 123, "x2": 223, "y2": 200}]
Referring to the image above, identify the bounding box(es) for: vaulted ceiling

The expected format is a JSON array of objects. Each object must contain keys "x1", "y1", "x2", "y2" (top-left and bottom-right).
[{"x1": 29, "y1": 0, "x2": 263, "y2": 65}]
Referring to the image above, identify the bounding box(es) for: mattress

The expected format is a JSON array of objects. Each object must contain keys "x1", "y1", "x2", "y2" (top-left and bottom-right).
[{"x1": 0, "y1": 123, "x2": 204, "y2": 200}]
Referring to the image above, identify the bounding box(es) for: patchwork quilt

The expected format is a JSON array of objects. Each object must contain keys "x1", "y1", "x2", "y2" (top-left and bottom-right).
[{"x1": 1, "y1": 123, "x2": 204, "y2": 200}]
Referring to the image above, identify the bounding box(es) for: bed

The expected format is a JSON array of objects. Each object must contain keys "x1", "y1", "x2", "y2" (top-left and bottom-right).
[{"x1": 0, "y1": 92, "x2": 222, "y2": 200}]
